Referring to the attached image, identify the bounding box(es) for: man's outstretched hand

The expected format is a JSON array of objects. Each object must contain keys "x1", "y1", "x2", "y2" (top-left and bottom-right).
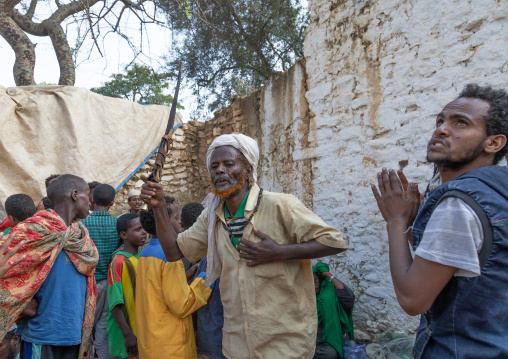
[
  {"x1": 371, "y1": 168, "x2": 420, "y2": 227},
  {"x1": 0, "y1": 231, "x2": 25, "y2": 279},
  {"x1": 140, "y1": 174, "x2": 166, "y2": 209},
  {"x1": 237, "y1": 228, "x2": 283, "y2": 266}
]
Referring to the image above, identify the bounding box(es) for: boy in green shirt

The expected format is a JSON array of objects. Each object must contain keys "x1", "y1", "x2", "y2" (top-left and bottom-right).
[{"x1": 107, "y1": 213, "x2": 147, "y2": 359}]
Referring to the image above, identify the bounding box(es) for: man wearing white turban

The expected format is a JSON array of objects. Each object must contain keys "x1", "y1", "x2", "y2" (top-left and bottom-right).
[
  {"x1": 125, "y1": 189, "x2": 143, "y2": 215},
  {"x1": 141, "y1": 133, "x2": 347, "y2": 359}
]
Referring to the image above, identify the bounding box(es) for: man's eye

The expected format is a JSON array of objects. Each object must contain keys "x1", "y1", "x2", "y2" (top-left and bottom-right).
[
  {"x1": 457, "y1": 120, "x2": 467, "y2": 126},
  {"x1": 436, "y1": 119, "x2": 443, "y2": 127}
]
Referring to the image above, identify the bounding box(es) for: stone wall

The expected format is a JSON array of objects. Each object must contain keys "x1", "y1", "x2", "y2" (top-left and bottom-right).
[{"x1": 114, "y1": 0, "x2": 508, "y2": 338}]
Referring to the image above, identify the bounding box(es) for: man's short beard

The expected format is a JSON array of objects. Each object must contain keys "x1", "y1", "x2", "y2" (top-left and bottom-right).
[
  {"x1": 427, "y1": 139, "x2": 485, "y2": 169},
  {"x1": 211, "y1": 173, "x2": 247, "y2": 199}
]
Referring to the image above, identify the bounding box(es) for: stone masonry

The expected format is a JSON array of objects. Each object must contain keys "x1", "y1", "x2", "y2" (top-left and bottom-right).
[{"x1": 114, "y1": 0, "x2": 508, "y2": 338}]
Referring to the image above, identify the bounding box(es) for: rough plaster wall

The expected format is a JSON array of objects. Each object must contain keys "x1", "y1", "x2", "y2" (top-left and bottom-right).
[
  {"x1": 304, "y1": 0, "x2": 508, "y2": 336},
  {"x1": 257, "y1": 60, "x2": 316, "y2": 207}
]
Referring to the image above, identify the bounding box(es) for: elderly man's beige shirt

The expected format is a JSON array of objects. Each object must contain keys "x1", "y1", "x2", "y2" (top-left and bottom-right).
[{"x1": 177, "y1": 184, "x2": 347, "y2": 359}]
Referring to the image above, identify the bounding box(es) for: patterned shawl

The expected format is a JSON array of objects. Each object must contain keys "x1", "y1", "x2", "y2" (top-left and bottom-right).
[{"x1": 0, "y1": 210, "x2": 99, "y2": 359}]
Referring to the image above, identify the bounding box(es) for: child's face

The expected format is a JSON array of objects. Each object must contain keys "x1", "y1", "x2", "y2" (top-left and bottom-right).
[
  {"x1": 122, "y1": 217, "x2": 147, "y2": 247},
  {"x1": 169, "y1": 204, "x2": 183, "y2": 234}
]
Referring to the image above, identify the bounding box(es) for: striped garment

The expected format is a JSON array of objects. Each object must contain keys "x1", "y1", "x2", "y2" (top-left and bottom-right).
[
  {"x1": 225, "y1": 217, "x2": 249, "y2": 248},
  {"x1": 107, "y1": 251, "x2": 140, "y2": 358},
  {"x1": 224, "y1": 189, "x2": 250, "y2": 249}
]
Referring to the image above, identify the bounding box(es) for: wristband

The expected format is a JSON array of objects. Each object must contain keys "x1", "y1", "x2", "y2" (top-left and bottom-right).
[{"x1": 330, "y1": 275, "x2": 335, "y2": 281}]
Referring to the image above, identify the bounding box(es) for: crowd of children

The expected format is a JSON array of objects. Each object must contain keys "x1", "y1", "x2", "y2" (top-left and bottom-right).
[{"x1": 0, "y1": 174, "x2": 224, "y2": 359}]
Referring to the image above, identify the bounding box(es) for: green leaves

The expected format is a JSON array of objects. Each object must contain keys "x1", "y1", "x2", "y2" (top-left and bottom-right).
[
  {"x1": 161, "y1": 0, "x2": 309, "y2": 115},
  {"x1": 90, "y1": 64, "x2": 184, "y2": 109}
]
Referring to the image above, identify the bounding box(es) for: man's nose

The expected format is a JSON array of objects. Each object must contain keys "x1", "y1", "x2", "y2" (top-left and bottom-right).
[
  {"x1": 215, "y1": 163, "x2": 226, "y2": 173},
  {"x1": 434, "y1": 120, "x2": 450, "y2": 137}
]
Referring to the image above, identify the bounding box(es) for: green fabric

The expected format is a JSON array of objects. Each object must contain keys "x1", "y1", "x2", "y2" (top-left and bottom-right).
[
  {"x1": 107, "y1": 250, "x2": 140, "y2": 358},
  {"x1": 224, "y1": 190, "x2": 250, "y2": 250},
  {"x1": 3, "y1": 228, "x2": 12, "y2": 236},
  {"x1": 107, "y1": 281, "x2": 126, "y2": 357},
  {"x1": 313, "y1": 261, "x2": 354, "y2": 358},
  {"x1": 82, "y1": 211, "x2": 122, "y2": 282}
]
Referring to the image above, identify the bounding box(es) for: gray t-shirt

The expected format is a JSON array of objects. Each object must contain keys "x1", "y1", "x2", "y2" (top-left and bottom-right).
[{"x1": 415, "y1": 197, "x2": 484, "y2": 277}]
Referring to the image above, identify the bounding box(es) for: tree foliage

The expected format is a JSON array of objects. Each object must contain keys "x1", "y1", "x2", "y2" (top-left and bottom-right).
[
  {"x1": 160, "y1": 0, "x2": 309, "y2": 114},
  {"x1": 91, "y1": 63, "x2": 183, "y2": 107}
]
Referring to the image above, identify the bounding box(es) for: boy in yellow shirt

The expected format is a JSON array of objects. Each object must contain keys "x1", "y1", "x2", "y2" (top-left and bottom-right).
[{"x1": 136, "y1": 196, "x2": 212, "y2": 359}]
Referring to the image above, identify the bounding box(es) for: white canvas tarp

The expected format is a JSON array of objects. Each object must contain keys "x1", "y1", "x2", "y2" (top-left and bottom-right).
[{"x1": 0, "y1": 85, "x2": 181, "y2": 217}]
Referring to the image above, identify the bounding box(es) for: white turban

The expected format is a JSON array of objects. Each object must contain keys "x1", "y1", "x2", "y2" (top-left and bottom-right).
[
  {"x1": 128, "y1": 189, "x2": 141, "y2": 199},
  {"x1": 203, "y1": 134, "x2": 259, "y2": 285},
  {"x1": 206, "y1": 133, "x2": 259, "y2": 183}
]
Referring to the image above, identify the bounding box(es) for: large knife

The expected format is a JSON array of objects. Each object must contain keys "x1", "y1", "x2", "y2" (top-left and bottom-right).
[{"x1": 148, "y1": 62, "x2": 183, "y2": 183}]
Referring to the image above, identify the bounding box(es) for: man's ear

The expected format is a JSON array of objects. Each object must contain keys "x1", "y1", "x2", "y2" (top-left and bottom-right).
[
  {"x1": 109, "y1": 200, "x2": 115, "y2": 207},
  {"x1": 119, "y1": 231, "x2": 127, "y2": 241},
  {"x1": 484, "y1": 134, "x2": 507, "y2": 155},
  {"x1": 245, "y1": 164, "x2": 253, "y2": 179},
  {"x1": 7, "y1": 214, "x2": 17, "y2": 224},
  {"x1": 71, "y1": 189, "x2": 79, "y2": 202}
]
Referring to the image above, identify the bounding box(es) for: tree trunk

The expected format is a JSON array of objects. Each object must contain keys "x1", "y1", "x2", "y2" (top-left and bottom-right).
[
  {"x1": 44, "y1": 20, "x2": 74, "y2": 85},
  {"x1": 0, "y1": 15, "x2": 35, "y2": 86}
]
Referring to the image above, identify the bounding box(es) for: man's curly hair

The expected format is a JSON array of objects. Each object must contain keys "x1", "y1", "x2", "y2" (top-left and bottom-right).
[
  {"x1": 140, "y1": 196, "x2": 175, "y2": 235},
  {"x1": 459, "y1": 84, "x2": 508, "y2": 164},
  {"x1": 181, "y1": 202, "x2": 205, "y2": 230}
]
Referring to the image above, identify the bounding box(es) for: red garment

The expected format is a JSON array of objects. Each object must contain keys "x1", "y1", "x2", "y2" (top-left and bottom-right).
[
  {"x1": 0, "y1": 218, "x2": 14, "y2": 232},
  {"x1": 0, "y1": 210, "x2": 99, "y2": 359}
]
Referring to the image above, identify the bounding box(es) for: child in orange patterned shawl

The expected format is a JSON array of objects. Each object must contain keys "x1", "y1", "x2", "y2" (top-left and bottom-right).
[{"x1": 0, "y1": 174, "x2": 99, "y2": 359}]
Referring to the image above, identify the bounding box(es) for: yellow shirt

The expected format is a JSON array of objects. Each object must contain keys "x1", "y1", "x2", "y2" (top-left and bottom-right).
[
  {"x1": 177, "y1": 184, "x2": 347, "y2": 359},
  {"x1": 135, "y1": 238, "x2": 212, "y2": 359}
]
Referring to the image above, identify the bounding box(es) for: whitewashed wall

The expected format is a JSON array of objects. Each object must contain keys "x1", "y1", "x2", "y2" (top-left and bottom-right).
[{"x1": 294, "y1": 0, "x2": 508, "y2": 336}]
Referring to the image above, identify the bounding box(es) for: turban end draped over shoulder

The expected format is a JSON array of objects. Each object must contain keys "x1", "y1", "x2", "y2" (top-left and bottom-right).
[{"x1": 203, "y1": 134, "x2": 260, "y2": 286}]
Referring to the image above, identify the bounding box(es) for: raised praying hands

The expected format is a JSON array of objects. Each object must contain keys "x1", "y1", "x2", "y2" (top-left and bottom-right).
[
  {"x1": 371, "y1": 168, "x2": 421, "y2": 227},
  {"x1": 237, "y1": 228, "x2": 283, "y2": 266},
  {"x1": 0, "y1": 231, "x2": 25, "y2": 279}
]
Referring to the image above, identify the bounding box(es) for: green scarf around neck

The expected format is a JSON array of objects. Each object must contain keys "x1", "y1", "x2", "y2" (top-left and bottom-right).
[{"x1": 313, "y1": 262, "x2": 354, "y2": 358}]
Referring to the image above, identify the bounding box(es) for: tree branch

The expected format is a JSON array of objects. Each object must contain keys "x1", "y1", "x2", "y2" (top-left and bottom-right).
[
  {"x1": 84, "y1": 0, "x2": 103, "y2": 56},
  {"x1": 43, "y1": 20, "x2": 75, "y2": 84},
  {"x1": 26, "y1": 0, "x2": 38, "y2": 19},
  {"x1": 197, "y1": 64, "x2": 266, "y2": 87},
  {"x1": 11, "y1": 10, "x2": 47, "y2": 36},
  {"x1": 228, "y1": 4, "x2": 271, "y2": 76},
  {"x1": 49, "y1": 0, "x2": 102, "y2": 24},
  {"x1": 0, "y1": 13, "x2": 36, "y2": 85}
]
